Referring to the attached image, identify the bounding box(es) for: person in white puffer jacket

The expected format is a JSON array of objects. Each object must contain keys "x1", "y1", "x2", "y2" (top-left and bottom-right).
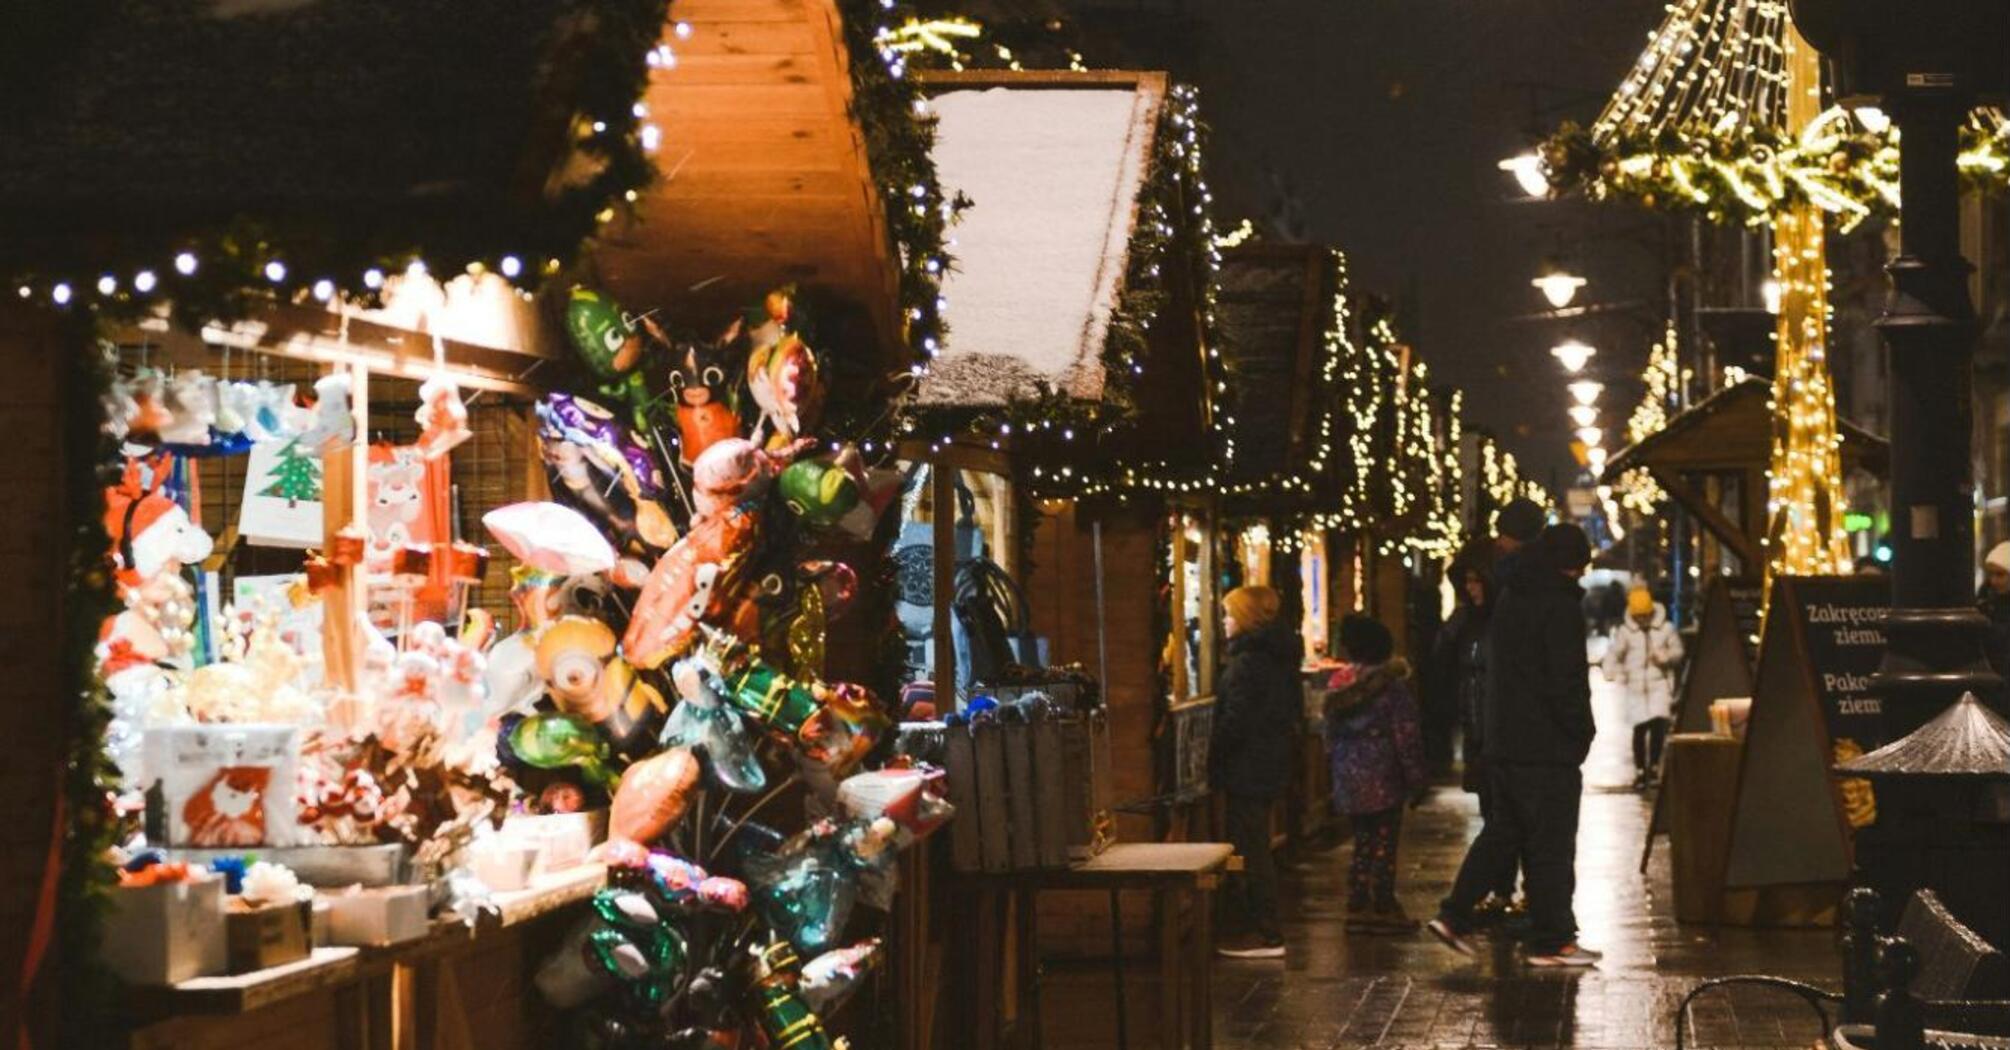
[{"x1": 1600, "y1": 586, "x2": 1684, "y2": 789}]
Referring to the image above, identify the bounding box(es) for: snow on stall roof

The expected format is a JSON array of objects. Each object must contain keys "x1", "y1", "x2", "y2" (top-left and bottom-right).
[{"x1": 920, "y1": 85, "x2": 1159, "y2": 407}]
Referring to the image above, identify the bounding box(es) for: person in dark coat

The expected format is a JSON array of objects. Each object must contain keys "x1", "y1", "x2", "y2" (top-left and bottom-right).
[
  {"x1": 1435, "y1": 548, "x2": 1520, "y2": 915},
  {"x1": 1326, "y1": 614, "x2": 1426, "y2": 932},
  {"x1": 1429, "y1": 523, "x2": 1603, "y2": 967},
  {"x1": 1210, "y1": 585, "x2": 1302, "y2": 959}
]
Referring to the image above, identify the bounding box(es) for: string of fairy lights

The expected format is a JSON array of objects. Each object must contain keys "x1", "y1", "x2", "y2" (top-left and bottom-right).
[
  {"x1": 1528, "y1": 0, "x2": 1859, "y2": 590},
  {"x1": 8, "y1": 13, "x2": 688, "y2": 319},
  {"x1": 1540, "y1": 0, "x2": 2010, "y2": 229},
  {"x1": 1614, "y1": 324, "x2": 1683, "y2": 516}
]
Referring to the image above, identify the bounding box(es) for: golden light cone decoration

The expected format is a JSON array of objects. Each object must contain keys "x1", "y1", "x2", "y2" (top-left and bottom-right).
[{"x1": 1762, "y1": 21, "x2": 1853, "y2": 605}]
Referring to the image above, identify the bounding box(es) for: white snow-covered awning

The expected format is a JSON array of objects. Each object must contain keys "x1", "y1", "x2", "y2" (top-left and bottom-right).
[{"x1": 917, "y1": 71, "x2": 1168, "y2": 408}]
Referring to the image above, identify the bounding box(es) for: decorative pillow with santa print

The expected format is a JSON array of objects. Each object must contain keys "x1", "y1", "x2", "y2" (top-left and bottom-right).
[{"x1": 146, "y1": 725, "x2": 300, "y2": 848}]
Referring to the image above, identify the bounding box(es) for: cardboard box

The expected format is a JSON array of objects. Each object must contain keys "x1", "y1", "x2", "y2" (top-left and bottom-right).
[
  {"x1": 100, "y1": 877, "x2": 227, "y2": 985},
  {"x1": 501, "y1": 810, "x2": 606, "y2": 875},
  {"x1": 224, "y1": 899, "x2": 311, "y2": 974},
  {"x1": 468, "y1": 840, "x2": 541, "y2": 892},
  {"x1": 324, "y1": 885, "x2": 430, "y2": 947}
]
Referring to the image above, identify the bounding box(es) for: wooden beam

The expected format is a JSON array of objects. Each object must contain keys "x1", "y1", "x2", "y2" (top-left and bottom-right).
[{"x1": 1649, "y1": 465, "x2": 1764, "y2": 569}]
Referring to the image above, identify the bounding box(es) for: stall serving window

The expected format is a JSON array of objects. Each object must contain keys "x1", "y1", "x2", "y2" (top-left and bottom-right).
[{"x1": 891, "y1": 457, "x2": 1032, "y2": 705}]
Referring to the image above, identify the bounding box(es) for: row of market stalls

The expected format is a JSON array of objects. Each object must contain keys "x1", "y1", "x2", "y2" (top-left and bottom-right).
[{"x1": 6, "y1": 4, "x2": 1539, "y2": 1048}]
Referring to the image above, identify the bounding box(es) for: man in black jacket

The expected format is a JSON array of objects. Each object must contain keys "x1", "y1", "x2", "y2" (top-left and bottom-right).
[{"x1": 1428, "y1": 523, "x2": 1602, "y2": 967}]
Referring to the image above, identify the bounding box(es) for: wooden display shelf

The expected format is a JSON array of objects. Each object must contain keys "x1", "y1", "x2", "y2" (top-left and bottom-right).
[{"x1": 128, "y1": 947, "x2": 361, "y2": 1019}]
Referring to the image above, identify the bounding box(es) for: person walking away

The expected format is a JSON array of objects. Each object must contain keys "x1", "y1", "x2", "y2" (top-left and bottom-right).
[
  {"x1": 1428, "y1": 523, "x2": 1601, "y2": 967},
  {"x1": 1436, "y1": 548, "x2": 1521, "y2": 923},
  {"x1": 1326, "y1": 614, "x2": 1426, "y2": 933},
  {"x1": 1979, "y1": 543, "x2": 2010, "y2": 678},
  {"x1": 1211, "y1": 585, "x2": 1302, "y2": 959},
  {"x1": 1601, "y1": 585, "x2": 1683, "y2": 790}
]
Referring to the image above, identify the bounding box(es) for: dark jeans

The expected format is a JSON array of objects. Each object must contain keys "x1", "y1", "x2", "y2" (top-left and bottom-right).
[
  {"x1": 1224, "y1": 792, "x2": 1281, "y2": 941},
  {"x1": 1440, "y1": 762, "x2": 1582, "y2": 953},
  {"x1": 1473, "y1": 776, "x2": 1522, "y2": 898},
  {"x1": 1633, "y1": 717, "x2": 1670, "y2": 773}
]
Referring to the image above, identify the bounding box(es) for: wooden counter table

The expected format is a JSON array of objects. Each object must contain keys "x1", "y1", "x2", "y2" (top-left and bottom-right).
[{"x1": 957, "y1": 842, "x2": 1237, "y2": 1050}]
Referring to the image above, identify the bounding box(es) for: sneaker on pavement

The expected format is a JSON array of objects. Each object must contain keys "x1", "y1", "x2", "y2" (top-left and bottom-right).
[
  {"x1": 1425, "y1": 918, "x2": 1476, "y2": 957},
  {"x1": 1527, "y1": 943, "x2": 1602, "y2": 968},
  {"x1": 1216, "y1": 934, "x2": 1286, "y2": 960}
]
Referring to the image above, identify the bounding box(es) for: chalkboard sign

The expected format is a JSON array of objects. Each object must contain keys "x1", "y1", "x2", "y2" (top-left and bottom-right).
[
  {"x1": 1672, "y1": 577, "x2": 1761, "y2": 734},
  {"x1": 1723, "y1": 575, "x2": 1889, "y2": 891},
  {"x1": 1170, "y1": 696, "x2": 1215, "y2": 801},
  {"x1": 1793, "y1": 576, "x2": 1890, "y2": 757}
]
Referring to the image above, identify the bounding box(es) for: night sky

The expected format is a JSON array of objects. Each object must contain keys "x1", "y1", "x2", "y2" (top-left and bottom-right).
[{"x1": 1076, "y1": 0, "x2": 1675, "y2": 486}]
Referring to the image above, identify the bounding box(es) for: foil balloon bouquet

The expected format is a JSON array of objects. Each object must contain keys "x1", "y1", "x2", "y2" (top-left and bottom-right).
[{"x1": 501, "y1": 286, "x2": 942, "y2": 1049}]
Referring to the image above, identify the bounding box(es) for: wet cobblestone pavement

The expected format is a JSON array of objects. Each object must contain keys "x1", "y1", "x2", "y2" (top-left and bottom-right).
[{"x1": 1042, "y1": 662, "x2": 1842, "y2": 1049}]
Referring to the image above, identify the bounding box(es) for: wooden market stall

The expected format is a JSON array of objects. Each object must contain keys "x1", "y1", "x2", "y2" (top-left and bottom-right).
[
  {"x1": 1603, "y1": 377, "x2": 1889, "y2": 591},
  {"x1": 1214, "y1": 242, "x2": 1351, "y2": 848},
  {"x1": 907, "y1": 68, "x2": 1235, "y2": 1047},
  {"x1": 4, "y1": 1, "x2": 949, "y2": 1048}
]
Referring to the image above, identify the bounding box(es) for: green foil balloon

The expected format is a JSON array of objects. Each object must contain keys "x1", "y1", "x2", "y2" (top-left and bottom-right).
[
  {"x1": 752, "y1": 942, "x2": 836, "y2": 1050},
  {"x1": 509, "y1": 712, "x2": 619, "y2": 791},
  {"x1": 777, "y1": 459, "x2": 859, "y2": 527}
]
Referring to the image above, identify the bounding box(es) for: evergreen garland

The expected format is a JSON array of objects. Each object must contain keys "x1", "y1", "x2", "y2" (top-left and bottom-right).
[{"x1": 57, "y1": 332, "x2": 120, "y2": 1048}]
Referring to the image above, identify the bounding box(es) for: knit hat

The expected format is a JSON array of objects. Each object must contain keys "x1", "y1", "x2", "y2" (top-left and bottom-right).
[
  {"x1": 1538, "y1": 522, "x2": 1593, "y2": 571},
  {"x1": 1988, "y1": 542, "x2": 2010, "y2": 574},
  {"x1": 1222, "y1": 585, "x2": 1281, "y2": 629},
  {"x1": 1627, "y1": 586, "x2": 1654, "y2": 618},
  {"x1": 1497, "y1": 498, "x2": 1546, "y2": 544},
  {"x1": 1339, "y1": 614, "x2": 1394, "y2": 665}
]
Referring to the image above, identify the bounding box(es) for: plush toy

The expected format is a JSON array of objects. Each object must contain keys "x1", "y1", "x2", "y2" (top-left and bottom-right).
[
  {"x1": 104, "y1": 455, "x2": 214, "y2": 588},
  {"x1": 607, "y1": 747, "x2": 701, "y2": 848},
  {"x1": 563, "y1": 288, "x2": 659, "y2": 432},
  {"x1": 158, "y1": 371, "x2": 217, "y2": 446},
  {"x1": 669, "y1": 333, "x2": 742, "y2": 467},
  {"x1": 295, "y1": 373, "x2": 356, "y2": 453},
  {"x1": 415, "y1": 374, "x2": 472, "y2": 460}
]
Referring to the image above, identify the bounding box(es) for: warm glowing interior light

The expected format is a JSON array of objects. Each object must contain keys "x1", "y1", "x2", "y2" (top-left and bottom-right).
[
  {"x1": 1761, "y1": 278, "x2": 1783, "y2": 315},
  {"x1": 1575, "y1": 426, "x2": 1603, "y2": 447},
  {"x1": 1568, "y1": 405, "x2": 1599, "y2": 427},
  {"x1": 1569, "y1": 380, "x2": 1604, "y2": 406}
]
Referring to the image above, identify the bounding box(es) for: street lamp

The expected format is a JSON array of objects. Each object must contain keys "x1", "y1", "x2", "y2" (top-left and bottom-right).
[
  {"x1": 1789, "y1": 0, "x2": 2010, "y2": 740},
  {"x1": 1498, "y1": 152, "x2": 1550, "y2": 198},
  {"x1": 1568, "y1": 380, "x2": 1603, "y2": 406},
  {"x1": 1568, "y1": 404, "x2": 1599, "y2": 427},
  {"x1": 1551, "y1": 340, "x2": 1597, "y2": 372},
  {"x1": 1533, "y1": 270, "x2": 1588, "y2": 308}
]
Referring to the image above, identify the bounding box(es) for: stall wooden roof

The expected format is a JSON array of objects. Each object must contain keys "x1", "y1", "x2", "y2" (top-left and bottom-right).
[
  {"x1": 1604, "y1": 377, "x2": 1889, "y2": 477},
  {"x1": 590, "y1": 0, "x2": 903, "y2": 356},
  {"x1": 1217, "y1": 244, "x2": 1336, "y2": 513},
  {"x1": 913, "y1": 70, "x2": 1170, "y2": 408}
]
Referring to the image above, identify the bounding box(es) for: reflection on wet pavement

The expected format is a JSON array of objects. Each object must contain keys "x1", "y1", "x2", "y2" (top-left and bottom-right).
[{"x1": 1040, "y1": 659, "x2": 1841, "y2": 1049}]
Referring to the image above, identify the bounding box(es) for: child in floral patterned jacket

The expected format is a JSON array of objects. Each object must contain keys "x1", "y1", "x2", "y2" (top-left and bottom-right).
[{"x1": 1326, "y1": 614, "x2": 1427, "y2": 932}]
